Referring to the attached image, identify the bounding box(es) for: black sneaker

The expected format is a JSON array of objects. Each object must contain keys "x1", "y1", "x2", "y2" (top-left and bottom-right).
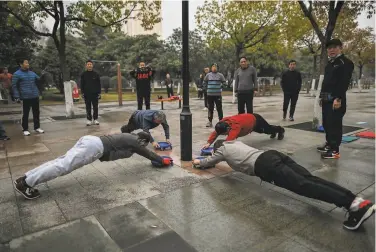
[
  {"x1": 289, "y1": 117, "x2": 294, "y2": 121},
  {"x1": 0, "y1": 135, "x2": 10, "y2": 140},
  {"x1": 343, "y1": 200, "x2": 375, "y2": 231},
  {"x1": 277, "y1": 127, "x2": 285, "y2": 140},
  {"x1": 321, "y1": 150, "x2": 340, "y2": 159},
  {"x1": 270, "y1": 132, "x2": 276, "y2": 139},
  {"x1": 317, "y1": 143, "x2": 329, "y2": 153},
  {"x1": 14, "y1": 176, "x2": 41, "y2": 200}
]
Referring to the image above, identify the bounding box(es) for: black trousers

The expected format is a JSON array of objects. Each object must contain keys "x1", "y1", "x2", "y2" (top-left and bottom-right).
[
  {"x1": 22, "y1": 98, "x2": 40, "y2": 131},
  {"x1": 207, "y1": 96, "x2": 223, "y2": 122},
  {"x1": 238, "y1": 92, "x2": 254, "y2": 114},
  {"x1": 203, "y1": 91, "x2": 208, "y2": 108},
  {"x1": 0, "y1": 121, "x2": 6, "y2": 136},
  {"x1": 283, "y1": 92, "x2": 299, "y2": 117},
  {"x1": 137, "y1": 89, "x2": 151, "y2": 110},
  {"x1": 166, "y1": 87, "x2": 174, "y2": 98},
  {"x1": 84, "y1": 94, "x2": 99, "y2": 120},
  {"x1": 322, "y1": 101, "x2": 346, "y2": 151},
  {"x1": 253, "y1": 113, "x2": 282, "y2": 135},
  {"x1": 254, "y1": 150, "x2": 355, "y2": 209},
  {"x1": 198, "y1": 90, "x2": 203, "y2": 99}
]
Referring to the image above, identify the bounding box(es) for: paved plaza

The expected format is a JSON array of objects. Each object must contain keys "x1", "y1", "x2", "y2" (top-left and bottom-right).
[{"x1": 0, "y1": 89, "x2": 374, "y2": 252}]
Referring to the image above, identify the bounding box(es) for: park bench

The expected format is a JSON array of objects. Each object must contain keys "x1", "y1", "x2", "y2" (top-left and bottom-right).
[{"x1": 155, "y1": 97, "x2": 182, "y2": 110}]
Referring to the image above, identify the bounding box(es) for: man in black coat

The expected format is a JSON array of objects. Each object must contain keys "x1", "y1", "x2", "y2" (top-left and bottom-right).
[
  {"x1": 130, "y1": 61, "x2": 155, "y2": 110},
  {"x1": 281, "y1": 60, "x2": 302, "y2": 121},
  {"x1": 81, "y1": 60, "x2": 101, "y2": 126}
]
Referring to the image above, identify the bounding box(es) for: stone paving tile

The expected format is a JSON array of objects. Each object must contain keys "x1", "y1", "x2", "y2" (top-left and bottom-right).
[
  {"x1": 0, "y1": 164, "x2": 11, "y2": 180},
  {"x1": 95, "y1": 202, "x2": 171, "y2": 250},
  {"x1": 0, "y1": 201, "x2": 23, "y2": 243},
  {"x1": 0, "y1": 178, "x2": 15, "y2": 204},
  {"x1": 9, "y1": 216, "x2": 122, "y2": 252},
  {"x1": 271, "y1": 239, "x2": 317, "y2": 252}
]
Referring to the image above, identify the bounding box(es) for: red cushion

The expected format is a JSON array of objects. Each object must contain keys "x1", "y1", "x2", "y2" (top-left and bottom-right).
[{"x1": 355, "y1": 131, "x2": 376, "y2": 139}]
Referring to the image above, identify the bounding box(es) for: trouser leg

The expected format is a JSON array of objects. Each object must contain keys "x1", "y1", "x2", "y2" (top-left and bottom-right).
[
  {"x1": 237, "y1": 94, "x2": 246, "y2": 114},
  {"x1": 91, "y1": 97, "x2": 99, "y2": 120},
  {"x1": 144, "y1": 89, "x2": 151, "y2": 110},
  {"x1": 214, "y1": 96, "x2": 223, "y2": 120},
  {"x1": 283, "y1": 93, "x2": 291, "y2": 114},
  {"x1": 136, "y1": 91, "x2": 143, "y2": 110},
  {"x1": 25, "y1": 136, "x2": 104, "y2": 187},
  {"x1": 0, "y1": 121, "x2": 6, "y2": 136},
  {"x1": 85, "y1": 96, "x2": 93, "y2": 120},
  {"x1": 204, "y1": 91, "x2": 208, "y2": 108},
  {"x1": 207, "y1": 96, "x2": 215, "y2": 122},
  {"x1": 245, "y1": 91, "x2": 254, "y2": 114},
  {"x1": 324, "y1": 102, "x2": 346, "y2": 151},
  {"x1": 31, "y1": 98, "x2": 40, "y2": 129},
  {"x1": 289, "y1": 93, "x2": 299, "y2": 117},
  {"x1": 253, "y1": 113, "x2": 281, "y2": 135},
  {"x1": 22, "y1": 99, "x2": 32, "y2": 131}
]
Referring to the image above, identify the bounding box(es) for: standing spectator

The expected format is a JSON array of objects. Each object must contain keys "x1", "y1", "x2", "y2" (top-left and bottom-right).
[
  {"x1": 317, "y1": 39, "x2": 354, "y2": 159},
  {"x1": 130, "y1": 61, "x2": 155, "y2": 110},
  {"x1": 281, "y1": 60, "x2": 302, "y2": 121},
  {"x1": 204, "y1": 63, "x2": 226, "y2": 128},
  {"x1": 202, "y1": 67, "x2": 210, "y2": 111},
  {"x1": 164, "y1": 73, "x2": 174, "y2": 98},
  {"x1": 196, "y1": 73, "x2": 204, "y2": 99},
  {"x1": 0, "y1": 121, "x2": 10, "y2": 140},
  {"x1": 0, "y1": 67, "x2": 12, "y2": 103},
  {"x1": 12, "y1": 59, "x2": 44, "y2": 136},
  {"x1": 81, "y1": 60, "x2": 101, "y2": 126},
  {"x1": 234, "y1": 57, "x2": 257, "y2": 114}
]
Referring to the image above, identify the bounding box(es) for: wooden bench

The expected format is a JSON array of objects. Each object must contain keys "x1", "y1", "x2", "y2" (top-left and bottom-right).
[{"x1": 155, "y1": 98, "x2": 182, "y2": 110}]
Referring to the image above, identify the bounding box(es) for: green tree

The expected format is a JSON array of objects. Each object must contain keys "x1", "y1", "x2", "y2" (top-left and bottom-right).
[{"x1": 0, "y1": 1, "x2": 161, "y2": 92}]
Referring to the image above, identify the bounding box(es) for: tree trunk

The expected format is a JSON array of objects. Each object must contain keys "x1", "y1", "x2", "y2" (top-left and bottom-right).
[
  {"x1": 313, "y1": 54, "x2": 317, "y2": 78},
  {"x1": 359, "y1": 64, "x2": 363, "y2": 80},
  {"x1": 319, "y1": 45, "x2": 328, "y2": 76}
]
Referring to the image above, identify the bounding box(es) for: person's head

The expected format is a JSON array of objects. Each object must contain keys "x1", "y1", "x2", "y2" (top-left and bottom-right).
[
  {"x1": 139, "y1": 61, "x2": 146, "y2": 68},
  {"x1": 204, "y1": 67, "x2": 210, "y2": 74},
  {"x1": 211, "y1": 63, "x2": 218, "y2": 73},
  {"x1": 18, "y1": 59, "x2": 29, "y2": 70},
  {"x1": 137, "y1": 131, "x2": 151, "y2": 146},
  {"x1": 239, "y1": 56, "x2": 248, "y2": 69},
  {"x1": 153, "y1": 111, "x2": 166, "y2": 124},
  {"x1": 2, "y1": 67, "x2": 8, "y2": 74},
  {"x1": 199, "y1": 74, "x2": 203, "y2": 78},
  {"x1": 215, "y1": 121, "x2": 231, "y2": 135},
  {"x1": 213, "y1": 140, "x2": 225, "y2": 153},
  {"x1": 326, "y1": 39, "x2": 343, "y2": 58},
  {"x1": 288, "y1": 60, "x2": 296, "y2": 71},
  {"x1": 166, "y1": 73, "x2": 170, "y2": 79},
  {"x1": 86, "y1": 60, "x2": 93, "y2": 71},
  {"x1": 121, "y1": 123, "x2": 135, "y2": 133}
]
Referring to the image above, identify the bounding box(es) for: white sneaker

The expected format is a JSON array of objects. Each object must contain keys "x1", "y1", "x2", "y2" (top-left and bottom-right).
[
  {"x1": 93, "y1": 120, "x2": 99, "y2": 125},
  {"x1": 35, "y1": 128, "x2": 44, "y2": 134},
  {"x1": 214, "y1": 107, "x2": 216, "y2": 111},
  {"x1": 86, "y1": 120, "x2": 92, "y2": 126},
  {"x1": 23, "y1": 131, "x2": 31, "y2": 136},
  {"x1": 203, "y1": 107, "x2": 208, "y2": 111}
]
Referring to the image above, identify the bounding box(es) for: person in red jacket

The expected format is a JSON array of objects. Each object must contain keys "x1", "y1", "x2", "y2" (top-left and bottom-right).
[{"x1": 202, "y1": 113, "x2": 285, "y2": 149}]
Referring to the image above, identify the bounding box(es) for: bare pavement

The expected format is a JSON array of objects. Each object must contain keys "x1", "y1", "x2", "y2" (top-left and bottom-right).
[{"x1": 0, "y1": 90, "x2": 374, "y2": 252}]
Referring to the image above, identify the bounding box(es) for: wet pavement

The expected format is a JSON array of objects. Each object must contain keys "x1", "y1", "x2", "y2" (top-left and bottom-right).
[{"x1": 0, "y1": 89, "x2": 374, "y2": 252}]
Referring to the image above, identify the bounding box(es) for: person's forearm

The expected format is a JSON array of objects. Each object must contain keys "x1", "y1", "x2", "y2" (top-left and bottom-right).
[{"x1": 134, "y1": 146, "x2": 162, "y2": 163}]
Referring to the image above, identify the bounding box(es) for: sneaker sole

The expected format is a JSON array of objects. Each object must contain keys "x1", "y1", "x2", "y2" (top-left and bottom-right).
[
  {"x1": 343, "y1": 205, "x2": 375, "y2": 231},
  {"x1": 317, "y1": 149, "x2": 328, "y2": 153},
  {"x1": 13, "y1": 181, "x2": 41, "y2": 200},
  {"x1": 321, "y1": 155, "x2": 340, "y2": 159}
]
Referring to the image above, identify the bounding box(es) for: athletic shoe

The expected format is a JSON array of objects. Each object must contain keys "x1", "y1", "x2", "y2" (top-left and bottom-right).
[
  {"x1": 35, "y1": 128, "x2": 44, "y2": 134},
  {"x1": 0, "y1": 135, "x2": 10, "y2": 140},
  {"x1": 277, "y1": 127, "x2": 285, "y2": 140},
  {"x1": 93, "y1": 120, "x2": 100, "y2": 125},
  {"x1": 23, "y1": 130, "x2": 31, "y2": 136},
  {"x1": 321, "y1": 150, "x2": 340, "y2": 159},
  {"x1": 283, "y1": 112, "x2": 287, "y2": 120},
  {"x1": 86, "y1": 120, "x2": 92, "y2": 126},
  {"x1": 343, "y1": 200, "x2": 375, "y2": 231},
  {"x1": 317, "y1": 143, "x2": 329, "y2": 153},
  {"x1": 203, "y1": 107, "x2": 208, "y2": 111},
  {"x1": 14, "y1": 176, "x2": 41, "y2": 200},
  {"x1": 206, "y1": 121, "x2": 213, "y2": 128},
  {"x1": 289, "y1": 117, "x2": 294, "y2": 121}
]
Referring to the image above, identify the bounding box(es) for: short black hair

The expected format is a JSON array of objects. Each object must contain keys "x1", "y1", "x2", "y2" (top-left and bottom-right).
[
  {"x1": 137, "y1": 131, "x2": 151, "y2": 142},
  {"x1": 239, "y1": 56, "x2": 247, "y2": 61},
  {"x1": 326, "y1": 39, "x2": 342, "y2": 48},
  {"x1": 289, "y1": 60, "x2": 296, "y2": 64},
  {"x1": 213, "y1": 140, "x2": 225, "y2": 152},
  {"x1": 86, "y1": 60, "x2": 93, "y2": 64},
  {"x1": 215, "y1": 121, "x2": 230, "y2": 135},
  {"x1": 121, "y1": 124, "x2": 135, "y2": 133},
  {"x1": 17, "y1": 58, "x2": 28, "y2": 65}
]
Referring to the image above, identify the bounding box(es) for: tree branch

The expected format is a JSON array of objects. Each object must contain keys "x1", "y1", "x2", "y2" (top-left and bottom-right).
[
  {"x1": 36, "y1": 1, "x2": 55, "y2": 18},
  {"x1": 298, "y1": 0, "x2": 325, "y2": 43},
  {"x1": 0, "y1": 6, "x2": 52, "y2": 37},
  {"x1": 51, "y1": 1, "x2": 60, "y2": 49},
  {"x1": 244, "y1": 32, "x2": 269, "y2": 49}
]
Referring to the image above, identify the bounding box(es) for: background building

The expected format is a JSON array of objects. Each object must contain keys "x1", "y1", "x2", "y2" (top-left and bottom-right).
[{"x1": 122, "y1": 9, "x2": 163, "y2": 37}]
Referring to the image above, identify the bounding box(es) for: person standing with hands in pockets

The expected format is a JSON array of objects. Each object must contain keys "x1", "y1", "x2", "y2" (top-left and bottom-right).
[
  {"x1": 281, "y1": 60, "x2": 302, "y2": 121},
  {"x1": 235, "y1": 57, "x2": 257, "y2": 114}
]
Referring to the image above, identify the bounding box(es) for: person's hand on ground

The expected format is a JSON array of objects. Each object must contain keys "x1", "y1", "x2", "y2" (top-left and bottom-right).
[
  {"x1": 152, "y1": 141, "x2": 160, "y2": 148},
  {"x1": 166, "y1": 139, "x2": 171, "y2": 144},
  {"x1": 201, "y1": 143, "x2": 210, "y2": 150},
  {"x1": 333, "y1": 98, "x2": 341, "y2": 110},
  {"x1": 192, "y1": 159, "x2": 201, "y2": 165},
  {"x1": 162, "y1": 157, "x2": 172, "y2": 166}
]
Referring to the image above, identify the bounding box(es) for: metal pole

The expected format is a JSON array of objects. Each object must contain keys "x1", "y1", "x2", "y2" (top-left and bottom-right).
[
  {"x1": 117, "y1": 63, "x2": 123, "y2": 106},
  {"x1": 180, "y1": 0, "x2": 192, "y2": 161}
]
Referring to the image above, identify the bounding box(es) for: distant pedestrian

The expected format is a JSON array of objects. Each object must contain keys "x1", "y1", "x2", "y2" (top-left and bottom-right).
[
  {"x1": 164, "y1": 73, "x2": 174, "y2": 98},
  {"x1": 235, "y1": 57, "x2": 257, "y2": 114},
  {"x1": 81, "y1": 60, "x2": 101, "y2": 126},
  {"x1": 130, "y1": 62, "x2": 155, "y2": 110},
  {"x1": 281, "y1": 60, "x2": 302, "y2": 121},
  {"x1": 11, "y1": 59, "x2": 44, "y2": 136},
  {"x1": 0, "y1": 67, "x2": 12, "y2": 103},
  {"x1": 0, "y1": 121, "x2": 10, "y2": 140},
  {"x1": 196, "y1": 74, "x2": 204, "y2": 99}
]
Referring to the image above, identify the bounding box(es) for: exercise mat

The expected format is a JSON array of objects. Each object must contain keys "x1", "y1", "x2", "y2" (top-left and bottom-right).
[
  {"x1": 341, "y1": 136, "x2": 359, "y2": 143},
  {"x1": 200, "y1": 147, "x2": 214, "y2": 156},
  {"x1": 156, "y1": 142, "x2": 172, "y2": 150},
  {"x1": 355, "y1": 131, "x2": 376, "y2": 139}
]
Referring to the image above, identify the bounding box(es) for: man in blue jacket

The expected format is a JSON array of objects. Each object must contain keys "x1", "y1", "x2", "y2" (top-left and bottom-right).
[
  {"x1": 120, "y1": 110, "x2": 170, "y2": 148},
  {"x1": 12, "y1": 59, "x2": 44, "y2": 136}
]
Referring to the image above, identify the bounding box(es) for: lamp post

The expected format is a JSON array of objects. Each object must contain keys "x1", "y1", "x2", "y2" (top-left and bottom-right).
[{"x1": 180, "y1": 0, "x2": 192, "y2": 161}]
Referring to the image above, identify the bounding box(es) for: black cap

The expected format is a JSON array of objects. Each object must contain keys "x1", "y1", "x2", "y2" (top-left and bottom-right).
[{"x1": 326, "y1": 39, "x2": 342, "y2": 48}]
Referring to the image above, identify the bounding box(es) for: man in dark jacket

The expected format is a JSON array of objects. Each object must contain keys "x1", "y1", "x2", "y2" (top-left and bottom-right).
[
  {"x1": 317, "y1": 39, "x2": 354, "y2": 159},
  {"x1": 281, "y1": 60, "x2": 302, "y2": 121},
  {"x1": 196, "y1": 74, "x2": 204, "y2": 99},
  {"x1": 81, "y1": 60, "x2": 101, "y2": 126},
  {"x1": 130, "y1": 61, "x2": 155, "y2": 110},
  {"x1": 121, "y1": 110, "x2": 170, "y2": 149},
  {"x1": 13, "y1": 132, "x2": 172, "y2": 200},
  {"x1": 12, "y1": 59, "x2": 44, "y2": 136}
]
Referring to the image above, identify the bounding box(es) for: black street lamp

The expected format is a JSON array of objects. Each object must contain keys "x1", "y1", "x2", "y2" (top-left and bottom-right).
[{"x1": 180, "y1": 0, "x2": 192, "y2": 161}]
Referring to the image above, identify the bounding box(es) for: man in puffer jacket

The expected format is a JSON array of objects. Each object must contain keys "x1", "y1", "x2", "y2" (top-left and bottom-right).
[{"x1": 12, "y1": 59, "x2": 44, "y2": 136}]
